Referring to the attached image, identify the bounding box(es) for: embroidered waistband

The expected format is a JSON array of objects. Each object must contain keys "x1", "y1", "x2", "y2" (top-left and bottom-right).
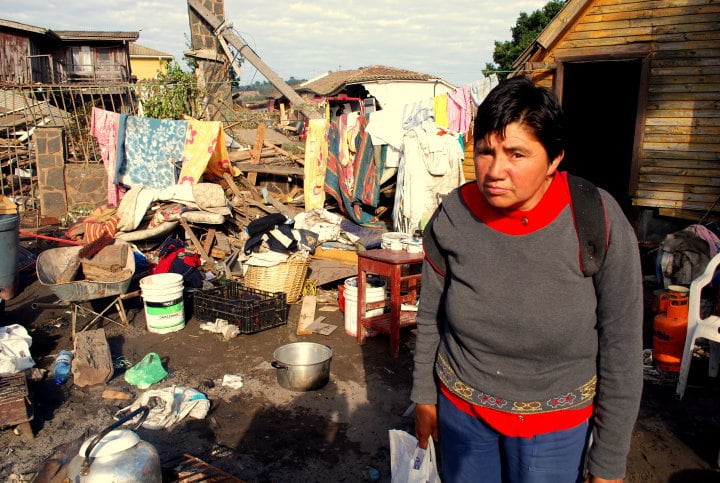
[{"x1": 435, "y1": 354, "x2": 596, "y2": 414}]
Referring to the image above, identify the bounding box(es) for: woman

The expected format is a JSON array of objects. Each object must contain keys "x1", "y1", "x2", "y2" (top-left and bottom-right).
[{"x1": 411, "y1": 76, "x2": 642, "y2": 483}]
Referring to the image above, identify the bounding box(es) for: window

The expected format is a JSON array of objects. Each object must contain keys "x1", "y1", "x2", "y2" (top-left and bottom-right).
[{"x1": 71, "y1": 46, "x2": 92, "y2": 73}]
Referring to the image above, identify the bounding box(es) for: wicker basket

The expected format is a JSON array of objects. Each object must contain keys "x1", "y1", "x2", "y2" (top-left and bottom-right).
[{"x1": 244, "y1": 253, "x2": 310, "y2": 303}]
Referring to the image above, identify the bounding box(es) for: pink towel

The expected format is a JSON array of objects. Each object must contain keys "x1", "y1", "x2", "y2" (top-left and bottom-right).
[{"x1": 90, "y1": 107, "x2": 125, "y2": 205}]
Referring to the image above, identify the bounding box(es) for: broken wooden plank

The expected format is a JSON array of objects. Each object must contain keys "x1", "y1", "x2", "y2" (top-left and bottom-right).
[
  {"x1": 72, "y1": 329, "x2": 113, "y2": 387},
  {"x1": 265, "y1": 192, "x2": 299, "y2": 218},
  {"x1": 264, "y1": 140, "x2": 304, "y2": 165},
  {"x1": 214, "y1": 232, "x2": 232, "y2": 253},
  {"x1": 179, "y1": 218, "x2": 216, "y2": 268},
  {"x1": 228, "y1": 147, "x2": 275, "y2": 162},
  {"x1": 223, "y1": 171, "x2": 262, "y2": 202},
  {"x1": 251, "y1": 123, "x2": 266, "y2": 164},
  {"x1": 233, "y1": 162, "x2": 304, "y2": 176},
  {"x1": 202, "y1": 228, "x2": 216, "y2": 255},
  {"x1": 297, "y1": 295, "x2": 317, "y2": 335}
]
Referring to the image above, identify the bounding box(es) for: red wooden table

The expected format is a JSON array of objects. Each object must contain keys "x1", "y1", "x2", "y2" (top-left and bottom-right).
[{"x1": 356, "y1": 249, "x2": 423, "y2": 357}]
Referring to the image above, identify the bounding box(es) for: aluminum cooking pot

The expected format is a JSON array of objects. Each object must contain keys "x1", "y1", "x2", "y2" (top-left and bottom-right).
[
  {"x1": 66, "y1": 406, "x2": 161, "y2": 482},
  {"x1": 272, "y1": 342, "x2": 332, "y2": 391}
]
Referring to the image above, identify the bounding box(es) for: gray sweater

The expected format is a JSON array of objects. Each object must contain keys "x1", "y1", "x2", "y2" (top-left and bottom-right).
[{"x1": 411, "y1": 183, "x2": 643, "y2": 480}]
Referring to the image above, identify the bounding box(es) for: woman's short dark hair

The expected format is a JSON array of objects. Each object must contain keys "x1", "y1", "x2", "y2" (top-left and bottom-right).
[{"x1": 473, "y1": 76, "x2": 566, "y2": 161}]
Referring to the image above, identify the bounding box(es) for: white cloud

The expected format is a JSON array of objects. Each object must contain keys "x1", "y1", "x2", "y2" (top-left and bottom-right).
[{"x1": 2, "y1": 0, "x2": 551, "y2": 86}]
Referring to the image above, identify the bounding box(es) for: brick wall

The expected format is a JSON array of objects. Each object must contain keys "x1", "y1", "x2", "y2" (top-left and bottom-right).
[
  {"x1": 35, "y1": 127, "x2": 108, "y2": 219},
  {"x1": 188, "y1": 0, "x2": 234, "y2": 121},
  {"x1": 35, "y1": 127, "x2": 68, "y2": 218}
]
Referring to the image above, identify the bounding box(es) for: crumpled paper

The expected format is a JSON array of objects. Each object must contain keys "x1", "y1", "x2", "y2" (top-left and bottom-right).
[{"x1": 199, "y1": 318, "x2": 239, "y2": 340}]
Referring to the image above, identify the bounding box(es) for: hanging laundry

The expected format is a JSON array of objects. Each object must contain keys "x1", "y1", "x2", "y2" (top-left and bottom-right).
[
  {"x1": 178, "y1": 119, "x2": 238, "y2": 184},
  {"x1": 469, "y1": 74, "x2": 500, "y2": 107},
  {"x1": 90, "y1": 107, "x2": 126, "y2": 206},
  {"x1": 402, "y1": 98, "x2": 434, "y2": 130},
  {"x1": 325, "y1": 114, "x2": 381, "y2": 225},
  {"x1": 394, "y1": 120, "x2": 465, "y2": 234},
  {"x1": 447, "y1": 84, "x2": 473, "y2": 134},
  {"x1": 433, "y1": 93, "x2": 449, "y2": 129},
  {"x1": 303, "y1": 118, "x2": 329, "y2": 210},
  {"x1": 366, "y1": 107, "x2": 406, "y2": 169},
  {"x1": 115, "y1": 115, "x2": 187, "y2": 189}
]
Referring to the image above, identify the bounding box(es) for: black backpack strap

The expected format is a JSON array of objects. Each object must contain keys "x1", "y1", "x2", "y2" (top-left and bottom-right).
[
  {"x1": 567, "y1": 174, "x2": 608, "y2": 277},
  {"x1": 422, "y1": 207, "x2": 447, "y2": 276}
]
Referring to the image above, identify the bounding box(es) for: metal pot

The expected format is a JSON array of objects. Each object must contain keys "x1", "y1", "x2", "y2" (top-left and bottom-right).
[
  {"x1": 272, "y1": 342, "x2": 332, "y2": 391},
  {"x1": 66, "y1": 406, "x2": 161, "y2": 482}
]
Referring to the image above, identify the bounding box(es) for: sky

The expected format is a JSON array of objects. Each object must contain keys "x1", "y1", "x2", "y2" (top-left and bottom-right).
[{"x1": 2, "y1": 0, "x2": 552, "y2": 87}]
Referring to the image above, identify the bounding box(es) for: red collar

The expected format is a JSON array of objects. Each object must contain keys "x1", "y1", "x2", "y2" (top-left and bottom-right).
[{"x1": 459, "y1": 172, "x2": 570, "y2": 235}]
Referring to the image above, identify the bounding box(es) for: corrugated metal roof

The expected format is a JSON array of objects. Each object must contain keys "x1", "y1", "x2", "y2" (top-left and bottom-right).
[
  {"x1": 298, "y1": 65, "x2": 445, "y2": 96},
  {"x1": 0, "y1": 90, "x2": 70, "y2": 128},
  {"x1": 130, "y1": 43, "x2": 174, "y2": 59},
  {"x1": 0, "y1": 18, "x2": 55, "y2": 37},
  {"x1": 54, "y1": 30, "x2": 139, "y2": 42},
  {"x1": 0, "y1": 18, "x2": 139, "y2": 42}
]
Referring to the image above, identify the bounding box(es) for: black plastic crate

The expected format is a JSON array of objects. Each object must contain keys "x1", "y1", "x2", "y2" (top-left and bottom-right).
[{"x1": 194, "y1": 282, "x2": 287, "y2": 334}]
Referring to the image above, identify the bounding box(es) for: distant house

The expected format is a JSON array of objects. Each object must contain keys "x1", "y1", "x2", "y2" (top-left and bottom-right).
[
  {"x1": 0, "y1": 18, "x2": 138, "y2": 84},
  {"x1": 512, "y1": 0, "x2": 720, "y2": 222},
  {"x1": 129, "y1": 43, "x2": 174, "y2": 81},
  {"x1": 293, "y1": 65, "x2": 455, "y2": 113}
]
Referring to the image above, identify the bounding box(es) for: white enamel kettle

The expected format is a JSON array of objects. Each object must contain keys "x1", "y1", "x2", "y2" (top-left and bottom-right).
[{"x1": 66, "y1": 406, "x2": 161, "y2": 482}]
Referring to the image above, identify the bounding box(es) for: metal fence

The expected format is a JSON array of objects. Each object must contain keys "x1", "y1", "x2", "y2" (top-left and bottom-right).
[
  {"x1": 0, "y1": 83, "x2": 138, "y2": 217},
  {"x1": 0, "y1": 80, "x2": 282, "y2": 227}
]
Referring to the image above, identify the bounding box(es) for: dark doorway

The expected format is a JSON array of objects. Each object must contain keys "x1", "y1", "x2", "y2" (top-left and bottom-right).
[{"x1": 561, "y1": 60, "x2": 642, "y2": 214}]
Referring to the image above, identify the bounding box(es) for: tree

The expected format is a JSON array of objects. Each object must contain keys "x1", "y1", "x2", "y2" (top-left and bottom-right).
[
  {"x1": 484, "y1": 0, "x2": 567, "y2": 79},
  {"x1": 139, "y1": 62, "x2": 199, "y2": 119}
]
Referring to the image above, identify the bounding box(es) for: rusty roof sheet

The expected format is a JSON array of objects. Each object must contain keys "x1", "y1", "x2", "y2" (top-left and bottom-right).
[
  {"x1": 54, "y1": 30, "x2": 139, "y2": 42},
  {"x1": 298, "y1": 65, "x2": 443, "y2": 96},
  {"x1": 0, "y1": 90, "x2": 70, "y2": 128},
  {"x1": 130, "y1": 43, "x2": 174, "y2": 59},
  {"x1": 0, "y1": 18, "x2": 139, "y2": 42},
  {"x1": 0, "y1": 18, "x2": 53, "y2": 36}
]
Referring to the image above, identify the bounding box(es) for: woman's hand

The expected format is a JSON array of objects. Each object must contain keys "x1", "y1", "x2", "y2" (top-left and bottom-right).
[{"x1": 415, "y1": 403, "x2": 439, "y2": 449}]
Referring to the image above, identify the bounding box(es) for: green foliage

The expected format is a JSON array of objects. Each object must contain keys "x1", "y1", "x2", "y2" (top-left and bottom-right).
[
  {"x1": 139, "y1": 62, "x2": 198, "y2": 120},
  {"x1": 484, "y1": 0, "x2": 567, "y2": 79}
]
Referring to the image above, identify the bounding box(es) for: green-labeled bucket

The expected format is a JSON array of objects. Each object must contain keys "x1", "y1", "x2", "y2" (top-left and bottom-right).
[{"x1": 140, "y1": 273, "x2": 185, "y2": 334}]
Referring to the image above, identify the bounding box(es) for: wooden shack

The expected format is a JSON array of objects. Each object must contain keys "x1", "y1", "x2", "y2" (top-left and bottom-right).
[
  {"x1": 513, "y1": 0, "x2": 720, "y2": 223},
  {"x1": 0, "y1": 18, "x2": 138, "y2": 85}
]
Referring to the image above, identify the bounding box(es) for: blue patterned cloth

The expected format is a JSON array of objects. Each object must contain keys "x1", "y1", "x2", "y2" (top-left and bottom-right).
[{"x1": 115, "y1": 116, "x2": 188, "y2": 189}]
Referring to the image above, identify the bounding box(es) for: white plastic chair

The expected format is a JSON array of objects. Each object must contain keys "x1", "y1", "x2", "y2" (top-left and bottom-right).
[{"x1": 676, "y1": 252, "x2": 720, "y2": 399}]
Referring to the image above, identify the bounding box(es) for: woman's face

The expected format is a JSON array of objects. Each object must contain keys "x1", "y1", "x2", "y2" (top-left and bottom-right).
[{"x1": 474, "y1": 121, "x2": 563, "y2": 212}]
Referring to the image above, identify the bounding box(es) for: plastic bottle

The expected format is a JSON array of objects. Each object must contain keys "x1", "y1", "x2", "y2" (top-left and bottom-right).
[{"x1": 52, "y1": 350, "x2": 73, "y2": 385}]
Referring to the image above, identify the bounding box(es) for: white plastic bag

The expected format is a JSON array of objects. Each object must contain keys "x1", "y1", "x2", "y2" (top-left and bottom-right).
[
  {"x1": 0, "y1": 324, "x2": 35, "y2": 375},
  {"x1": 389, "y1": 429, "x2": 441, "y2": 483},
  {"x1": 115, "y1": 386, "x2": 210, "y2": 429}
]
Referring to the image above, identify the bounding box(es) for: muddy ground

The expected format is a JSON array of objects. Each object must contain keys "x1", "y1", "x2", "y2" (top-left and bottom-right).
[{"x1": 1, "y1": 253, "x2": 719, "y2": 482}]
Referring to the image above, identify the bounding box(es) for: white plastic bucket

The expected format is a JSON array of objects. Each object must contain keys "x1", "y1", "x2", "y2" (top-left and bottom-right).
[
  {"x1": 140, "y1": 273, "x2": 185, "y2": 334},
  {"x1": 343, "y1": 276, "x2": 386, "y2": 336}
]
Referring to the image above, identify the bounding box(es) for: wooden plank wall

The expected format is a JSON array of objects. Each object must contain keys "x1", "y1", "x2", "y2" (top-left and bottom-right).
[
  {"x1": 463, "y1": 131, "x2": 476, "y2": 181},
  {"x1": 539, "y1": 0, "x2": 720, "y2": 218},
  {"x1": 0, "y1": 31, "x2": 30, "y2": 84}
]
